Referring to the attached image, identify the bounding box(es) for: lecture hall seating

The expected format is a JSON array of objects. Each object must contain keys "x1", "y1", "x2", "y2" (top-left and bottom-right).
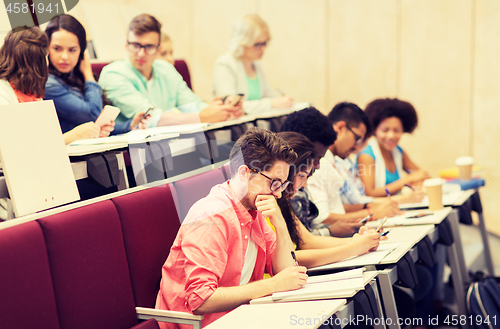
[{"x1": 91, "y1": 59, "x2": 193, "y2": 90}]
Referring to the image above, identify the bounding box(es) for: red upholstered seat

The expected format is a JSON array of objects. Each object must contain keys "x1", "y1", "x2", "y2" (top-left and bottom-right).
[
  {"x1": 91, "y1": 62, "x2": 109, "y2": 80},
  {"x1": 91, "y1": 60, "x2": 192, "y2": 90},
  {"x1": 0, "y1": 221, "x2": 60, "y2": 329},
  {"x1": 174, "y1": 59, "x2": 193, "y2": 90},
  {"x1": 112, "y1": 184, "x2": 181, "y2": 308},
  {"x1": 173, "y1": 168, "x2": 227, "y2": 221},
  {"x1": 38, "y1": 200, "x2": 140, "y2": 329}
]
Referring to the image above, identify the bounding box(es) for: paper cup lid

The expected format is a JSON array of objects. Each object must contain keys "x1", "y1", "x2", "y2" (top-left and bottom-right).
[
  {"x1": 455, "y1": 156, "x2": 474, "y2": 166},
  {"x1": 423, "y1": 178, "x2": 445, "y2": 187}
]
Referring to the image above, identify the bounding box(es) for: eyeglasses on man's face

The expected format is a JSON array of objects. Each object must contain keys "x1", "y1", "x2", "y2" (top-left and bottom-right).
[
  {"x1": 253, "y1": 39, "x2": 269, "y2": 50},
  {"x1": 127, "y1": 41, "x2": 159, "y2": 55},
  {"x1": 249, "y1": 167, "x2": 290, "y2": 192},
  {"x1": 345, "y1": 124, "x2": 364, "y2": 146}
]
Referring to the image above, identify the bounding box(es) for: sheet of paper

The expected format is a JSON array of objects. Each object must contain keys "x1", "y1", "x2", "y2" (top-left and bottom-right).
[
  {"x1": 399, "y1": 190, "x2": 464, "y2": 209},
  {"x1": 367, "y1": 208, "x2": 451, "y2": 227},
  {"x1": 272, "y1": 276, "x2": 364, "y2": 301},
  {"x1": 307, "y1": 268, "x2": 363, "y2": 284},
  {"x1": 307, "y1": 242, "x2": 401, "y2": 272}
]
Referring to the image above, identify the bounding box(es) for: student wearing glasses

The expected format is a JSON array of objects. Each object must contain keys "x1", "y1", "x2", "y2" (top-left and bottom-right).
[
  {"x1": 155, "y1": 128, "x2": 307, "y2": 328},
  {"x1": 212, "y1": 14, "x2": 294, "y2": 114},
  {"x1": 99, "y1": 14, "x2": 244, "y2": 128},
  {"x1": 357, "y1": 98, "x2": 430, "y2": 197},
  {"x1": 306, "y1": 102, "x2": 401, "y2": 237}
]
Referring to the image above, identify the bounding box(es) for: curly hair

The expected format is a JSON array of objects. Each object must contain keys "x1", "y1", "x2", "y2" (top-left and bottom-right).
[
  {"x1": 280, "y1": 107, "x2": 337, "y2": 147},
  {"x1": 328, "y1": 102, "x2": 373, "y2": 139},
  {"x1": 364, "y1": 98, "x2": 418, "y2": 133},
  {"x1": 277, "y1": 131, "x2": 317, "y2": 248},
  {"x1": 229, "y1": 127, "x2": 297, "y2": 178},
  {"x1": 0, "y1": 26, "x2": 49, "y2": 98}
]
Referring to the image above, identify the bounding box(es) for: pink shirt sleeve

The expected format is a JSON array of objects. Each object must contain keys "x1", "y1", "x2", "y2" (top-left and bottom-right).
[{"x1": 180, "y1": 215, "x2": 231, "y2": 312}]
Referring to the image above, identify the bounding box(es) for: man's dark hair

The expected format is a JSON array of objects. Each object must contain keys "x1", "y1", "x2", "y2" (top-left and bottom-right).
[
  {"x1": 229, "y1": 128, "x2": 297, "y2": 177},
  {"x1": 280, "y1": 107, "x2": 337, "y2": 147},
  {"x1": 364, "y1": 98, "x2": 418, "y2": 133},
  {"x1": 129, "y1": 14, "x2": 162, "y2": 38},
  {"x1": 328, "y1": 102, "x2": 373, "y2": 140}
]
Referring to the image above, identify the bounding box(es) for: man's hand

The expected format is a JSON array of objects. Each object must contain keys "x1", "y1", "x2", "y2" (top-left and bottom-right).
[
  {"x1": 269, "y1": 266, "x2": 308, "y2": 292},
  {"x1": 130, "y1": 111, "x2": 151, "y2": 130},
  {"x1": 255, "y1": 195, "x2": 284, "y2": 228},
  {"x1": 328, "y1": 218, "x2": 364, "y2": 237},
  {"x1": 370, "y1": 199, "x2": 402, "y2": 219}
]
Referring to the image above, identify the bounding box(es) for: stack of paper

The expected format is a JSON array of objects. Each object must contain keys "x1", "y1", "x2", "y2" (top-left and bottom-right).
[{"x1": 250, "y1": 268, "x2": 364, "y2": 305}]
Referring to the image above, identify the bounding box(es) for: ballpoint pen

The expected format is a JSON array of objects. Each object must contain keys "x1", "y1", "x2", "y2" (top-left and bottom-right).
[{"x1": 291, "y1": 251, "x2": 299, "y2": 266}]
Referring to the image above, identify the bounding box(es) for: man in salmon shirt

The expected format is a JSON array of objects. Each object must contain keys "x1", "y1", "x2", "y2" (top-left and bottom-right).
[{"x1": 155, "y1": 128, "x2": 308, "y2": 328}]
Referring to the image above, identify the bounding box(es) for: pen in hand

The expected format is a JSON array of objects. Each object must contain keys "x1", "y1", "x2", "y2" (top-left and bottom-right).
[
  {"x1": 291, "y1": 251, "x2": 299, "y2": 266},
  {"x1": 385, "y1": 188, "x2": 391, "y2": 197}
]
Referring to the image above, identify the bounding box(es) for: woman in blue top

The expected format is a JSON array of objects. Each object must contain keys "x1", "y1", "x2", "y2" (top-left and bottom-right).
[
  {"x1": 44, "y1": 15, "x2": 145, "y2": 135},
  {"x1": 357, "y1": 98, "x2": 430, "y2": 197}
]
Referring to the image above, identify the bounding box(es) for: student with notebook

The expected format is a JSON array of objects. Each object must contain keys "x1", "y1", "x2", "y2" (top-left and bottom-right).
[
  {"x1": 358, "y1": 98, "x2": 431, "y2": 196},
  {"x1": 276, "y1": 131, "x2": 383, "y2": 268},
  {"x1": 155, "y1": 128, "x2": 308, "y2": 328},
  {"x1": 44, "y1": 15, "x2": 147, "y2": 136},
  {"x1": 99, "y1": 14, "x2": 243, "y2": 128},
  {"x1": 287, "y1": 104, "x2": 400, "y2": 237},
  {"x1": 0, "y1": 27, "x2": 99, "y2": 145},
  {"x1": 212, "y1": 14, "x2": 294, "y2": 113}
]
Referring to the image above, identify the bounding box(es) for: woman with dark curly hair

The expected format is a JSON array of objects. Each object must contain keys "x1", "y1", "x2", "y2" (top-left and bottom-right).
[
  {"x1": 276, "y1": 132, "x2": 382, "y2": 268},
  {"x1": 357, "y1": 98, "x2": 430, "y2": 197}
]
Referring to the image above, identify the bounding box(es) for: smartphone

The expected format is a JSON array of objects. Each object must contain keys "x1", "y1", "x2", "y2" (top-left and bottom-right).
[
  {"x1": 406, "y1": 213, "x2": 433, "y2": 219},
  {"x1": 231, "y1": 94, "x2": 244, "y2": 106},
  {"x1": 95, "y1": 105, "x2": 120, "y2": 127},
  {"x1": 359, "y1": 214, "x2": 372, "y2": 223},
  {"x1": 143, "y1": 106, "x2": 154, "y2": 118},
  {"x1": 375, "y1": 216, "x2": 388, "y2": 233}
]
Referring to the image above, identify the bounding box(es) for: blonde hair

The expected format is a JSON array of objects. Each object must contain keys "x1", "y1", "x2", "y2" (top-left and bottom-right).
[
  {"x1": 160, "y1": 31, "x2": 171, "y2": 44},
  {"x1": 229, "y1": 14, "x2": 270, "y2": 58}
]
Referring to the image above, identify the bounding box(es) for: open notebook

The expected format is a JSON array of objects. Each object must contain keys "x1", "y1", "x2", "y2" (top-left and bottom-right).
[{"x1": 250, "y1": 268, "x2": 365, "y2": 304}]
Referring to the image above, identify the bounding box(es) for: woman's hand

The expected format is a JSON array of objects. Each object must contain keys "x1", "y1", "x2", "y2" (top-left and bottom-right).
[
  {"x1": 63, "y1": 122, "x2": 100, "y2": 144},
  {"x1": 271, "y1": 95, "x2": 294, "y2": 109},
  {"x1": 404, "y1": 170, "x2": 431, "y2": 185},
  {"x1": 79, "y1": 51, "x2": 95, "y2": 82},
  {"x1": 99, "y1": 120, "x2": 115, "y2": 137},
  {"x1": 349, "y1": 232, "x2": 381, "y2": 255}
]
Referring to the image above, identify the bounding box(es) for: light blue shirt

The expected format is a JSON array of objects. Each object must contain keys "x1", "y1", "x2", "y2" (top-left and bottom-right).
[
  {"x1": 358, "y1": 144, "x2": 403, "y2": 185},
  {"x1": 99, "y1": 58, "x2": 207, "y2": 127}
]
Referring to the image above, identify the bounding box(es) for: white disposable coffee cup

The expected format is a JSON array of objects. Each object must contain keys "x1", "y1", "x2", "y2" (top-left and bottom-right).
[
  {"x1": 455, "y1": 156, "x2": 474, "y2": 181},
  {"x1": 423, "y1": 178, "x2": 445, "y2": 211}
]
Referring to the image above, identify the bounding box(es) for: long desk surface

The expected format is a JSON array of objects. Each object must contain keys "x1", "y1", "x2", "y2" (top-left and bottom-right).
[{"x1": 205, "y1": 299, "x2": 347, "y2": 329}]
